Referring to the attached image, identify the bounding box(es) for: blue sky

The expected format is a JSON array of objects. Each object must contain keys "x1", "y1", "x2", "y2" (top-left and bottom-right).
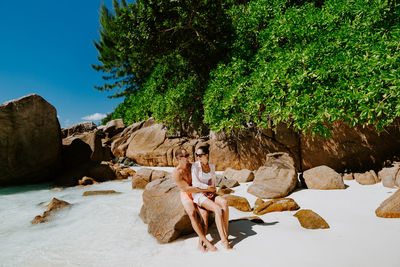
[{"x1": 0, "y1": 0, "x2": 125, "y2": 128}]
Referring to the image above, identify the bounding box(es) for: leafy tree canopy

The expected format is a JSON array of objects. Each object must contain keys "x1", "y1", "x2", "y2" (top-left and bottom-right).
[{"x1": 94, "y1": 0, "x2": 400, "y2": 137}]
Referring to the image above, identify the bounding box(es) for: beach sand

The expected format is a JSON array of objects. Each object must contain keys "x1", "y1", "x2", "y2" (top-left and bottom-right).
[{"x1": 0, "y1": 166, "x2": 399, "y2": 267}]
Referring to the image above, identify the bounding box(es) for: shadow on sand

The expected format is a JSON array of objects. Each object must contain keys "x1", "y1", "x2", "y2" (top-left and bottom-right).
[{"x1": 208, "y1": 218, "x2": 279, "y2": 248}]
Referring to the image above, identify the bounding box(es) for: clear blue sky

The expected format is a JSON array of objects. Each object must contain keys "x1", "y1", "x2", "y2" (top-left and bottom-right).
[{"x1": 0, "y1": 0, "x2": 124, "y2": 128}]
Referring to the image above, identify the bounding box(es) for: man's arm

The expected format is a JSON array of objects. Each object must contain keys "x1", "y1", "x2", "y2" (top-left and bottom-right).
[{"x1": 172, "y1": 169, "x2": 213, "y2": 193}]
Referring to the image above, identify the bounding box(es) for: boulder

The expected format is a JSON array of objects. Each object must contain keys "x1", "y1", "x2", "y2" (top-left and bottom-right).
[
  {"x1": 221, "y1": 195, "x2": 252, "y2": 212},
  {"x1": 217, "y1": 185, "x2": 235, "y2": 195},
  {"x1": 343, "y1": 173, "x2": 354, "y2": 180},
  {"x1": 61, "y1": 122, "x2": 97, "y2": 138},
  {"x1": 253, "y1": 198, "x2": 300, "y2": 215},
  {"x1": 247, "y1": 152, "x2": 298, "y2": 198},
  {"x1": 83, "y1": 190, "x2": 121, "y2": 196},
  {"x1": 139, "y1": 178, "x2": 195, "y2": 243},
  {"x1": 378, "y1": 163, "x2": 400, "y2": 188},
  {"x1": 104, "y1": 119, "x2": 125, "y2": 138},
  {"x1": 301, "y1": 120, "x2": 400, "y2": 173},
  {"x1": 254, "y1": 198, "x2": 264, "y2": 208},
  {"x1": 62, "y1": 129, "x2": 112, "y2": 163},
  {"x1": 375, "y1": 189, "x2": 400, "y2": 218},
  {"x1": 223, "y1": 168, "x2": 254, "y2": 183},
  {"x1": 151, "y1": 170, "x2": 170, "y2": 181},
  {"x1": 111, "y1": 121, "x2": 144, "y2": 158},
  {"x1": 132, "y1": 168, "x2": 154, "y2": 189},
  {"x1": 31, "y1": 198, "x2": 71, "y2": 224},
  {"x1": 78, "y1": 176, "x2": 98, "y2": 186},
  {"x1": 354, "y1": 170, "x2": 380, "y2": 185},
  {"x1": 215, "y1": 174, "x2": 240, "y2": 188},
  {"x1": 293, "y1": 209, "x2": 330, "y2": 229},
  {"x1": 0, "y1": 94, "x2": 62, "y2": 186},
  {"x1": 118, "y1": 168, "x2": 136, "y2": 179},
  {"x1": 303, "y1": 165, "x2": 345, "y2": 190}
]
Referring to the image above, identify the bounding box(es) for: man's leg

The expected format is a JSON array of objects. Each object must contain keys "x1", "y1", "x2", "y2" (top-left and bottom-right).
[
  {"x1": 180, "y1": 192, "x2": 216, "y2": 251},
  {"x1": 197, "y1": 206, "x2": 209, "y2": 250}
]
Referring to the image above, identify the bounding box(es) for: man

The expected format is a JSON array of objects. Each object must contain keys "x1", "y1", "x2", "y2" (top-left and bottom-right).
[{"x1": 172, "y1": 148, "x2": 217, "y2": 252}]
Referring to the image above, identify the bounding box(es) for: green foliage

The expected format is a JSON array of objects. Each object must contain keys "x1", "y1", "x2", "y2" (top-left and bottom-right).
[
  {"x1": 93, "y1": 0, "x2": 235, "y2": 134},
  {"x1": 204, "y1": 0, "x2": 400, "y2": 136},
  {"x1": 95, "y1": 0, "x2": 400, "y2": 136}
]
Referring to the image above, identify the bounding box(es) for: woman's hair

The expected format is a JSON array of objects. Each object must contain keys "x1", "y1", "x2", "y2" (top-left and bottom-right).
[{"x1": 198, "y1": 145, "x2": 209, "y2": 155}]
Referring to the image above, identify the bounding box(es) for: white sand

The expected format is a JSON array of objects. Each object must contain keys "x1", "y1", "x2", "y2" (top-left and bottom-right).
[{"x1": 0, "y1": 166, "x2": 399, "y2": 267}]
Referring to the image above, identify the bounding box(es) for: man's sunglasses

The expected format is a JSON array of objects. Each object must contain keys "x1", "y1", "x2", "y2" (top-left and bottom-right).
[
  {"x1": 196, "y1": 153, "x2": 206, "y2": 157},
  {"x1": 179, "y1": 154, "x2": 190, "y2": 158}
]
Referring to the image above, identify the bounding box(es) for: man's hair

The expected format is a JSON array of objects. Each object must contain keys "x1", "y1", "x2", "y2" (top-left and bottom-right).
[
  {"x1": 175, "y1": 148, "x2": 185, "y2": 159},
  {"x1": 198, "y1": 145, "x2": 209, "y2": 155}
]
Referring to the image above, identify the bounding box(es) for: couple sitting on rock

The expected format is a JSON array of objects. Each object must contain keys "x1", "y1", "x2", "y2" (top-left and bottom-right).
[{"x1": 172, "y1": 146, "x2": 231, "y2": 251}]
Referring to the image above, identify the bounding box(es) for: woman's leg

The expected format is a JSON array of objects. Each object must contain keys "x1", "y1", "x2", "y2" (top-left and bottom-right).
[
  {"x1": 200, "y1": 198, "x2": 231, "y2": 249},
  {"x1": 215, "y1": 196, "x2": 229, "y2": 236},
  {"x1": 180, "y1": 192, "x2": 216, "y2": 251}
]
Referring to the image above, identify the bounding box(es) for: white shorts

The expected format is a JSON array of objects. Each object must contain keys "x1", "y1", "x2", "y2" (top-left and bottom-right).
[{"x1": 191, "y1": 193, "x2": 208, "y2": 206}]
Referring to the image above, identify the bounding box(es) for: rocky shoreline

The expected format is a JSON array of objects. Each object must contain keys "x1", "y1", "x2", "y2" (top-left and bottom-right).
[{"x1": 1, "y1": 94, "x2": 400, "y2": 243}]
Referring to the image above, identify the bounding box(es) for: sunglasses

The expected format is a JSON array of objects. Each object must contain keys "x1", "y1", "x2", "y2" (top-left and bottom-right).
[
  {"x1": 179, "y1": 154, "x2": 190, "y2": 158},
  {"x1": 196, "y1": 153, "x2": 206, "y2": 157}
]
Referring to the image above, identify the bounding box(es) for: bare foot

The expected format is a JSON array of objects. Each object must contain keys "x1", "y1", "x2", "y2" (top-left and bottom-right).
[
  {"x1": 198, "y1": 241, "x2": 207, "y2": 252},
  {"x1": 221, "y1": 240, "x2": 233, "y2": 250},
  {"x1": 204, "y1": 240, "x2": 217, "y2": 251}
]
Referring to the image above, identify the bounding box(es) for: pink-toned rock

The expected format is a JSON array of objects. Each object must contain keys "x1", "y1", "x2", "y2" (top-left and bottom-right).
[
  {"x1": 132, "y1": 168, "x2": 154, "y2": 189},
  {"x1": 375, "y1": 189, "x2": 400, "y2": 218},
  {"x1": 223, "y1": 168, "x2": 254, "y2": 183},
  {"x1": 343, "y1": 173, "x2": 354, "y2": 180},
  {"x1": 354, "y1": 170, "x2": 380, "y2": 185},
  {"x1": 221, "y1": 194, "x2": 252, "y2": 212},
  {"x1": 378, "y1": 163, "x2": 400, "y2": 188},
  {"x1": 0, "y1": 94, "x2": 62, "y2": 186},
  {"x1": 294, "y1": 209, "x2": 330, "y2": 229},
  {"x1": 31, "y1": 198, "x2": 71, "y2": 224},
  {"x1": 253, "y1": 198, "x2": 300, "y2": 215},
  {"x1": 303, "y1": 165, "x2": 345, "y2": 190},
  {"x1": 139, "y1": 178, "x2": 195, "y2": 243},
  {"x1": 247, "y1": 152, "x2": 298, "y2": 198}
]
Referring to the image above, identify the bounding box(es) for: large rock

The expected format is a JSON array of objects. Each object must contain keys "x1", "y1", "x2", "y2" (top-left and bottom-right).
[
  {"x1": 0, "y1": 94, "x2": 62, "y2": 186},
  {"x1": 31, "y1": 198, "x2": 71, "y2": 224},
  {"x1": 62, "y1": 129, "x2": 112, "y2": 164},
  {"x1": 247, "y1": 152, "x2": 298, "y2": 199},
  {"x1": 208, "y1": 126, "x2": 301, "y2": 171},
  {"x1": 301, "y1": 120, "x2": 400, "y2": 173},
  {"x1": 253, "y1": 198, "x2": 300, "y2": 215},
  {"x1": 375, "y1": 189, "x2": 400, "y2": 218},
  {"x1": 223, "y1": 168, "x2": 254, "y2": 183},
  {"x1": 303, "y1": 165, "x2": 345, "y2": 190},
  {"x1": 132, "y1": 168, "x2": 154, "y2": 189},
  {"x1": 110, "y1": 121, "x2": 144, "y2": 158},
  {"x1": 354, "y1": 170, "x2": 380, "y2": 185},
  {"x1": 294, "y1": 209, "x2": 330, "y2": 229},
  {"x1": 378, "y1": 163, "x2": 400, "y2": 188},
  {"x1": 221, "y1": 194, "x2": 252, "y2": 212},
  {"x1": 139, "y1": 178, "x2": 194, "y2": 243},
  {"x1": 126, "y1": 123, "x2": 168, "y2": 166},
  {"x1": 215, "y1": 174, "x2": 240, "y2": 188},
  {"x1": 104, "y1": 119, "x2": 125, "y2": 138},
  {"x1": 61, "y1": 122, "x2": 97, "y2": 138}
]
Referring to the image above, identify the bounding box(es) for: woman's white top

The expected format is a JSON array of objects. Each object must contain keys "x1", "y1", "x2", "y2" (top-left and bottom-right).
[{"x1": 191, "y1": 161, "x2": 216, "y2": 205}]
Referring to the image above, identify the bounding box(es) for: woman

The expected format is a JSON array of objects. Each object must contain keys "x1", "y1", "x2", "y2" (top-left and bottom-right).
[{"x1": 191, "y1": 145, "x2": 231, "y2": 249}]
